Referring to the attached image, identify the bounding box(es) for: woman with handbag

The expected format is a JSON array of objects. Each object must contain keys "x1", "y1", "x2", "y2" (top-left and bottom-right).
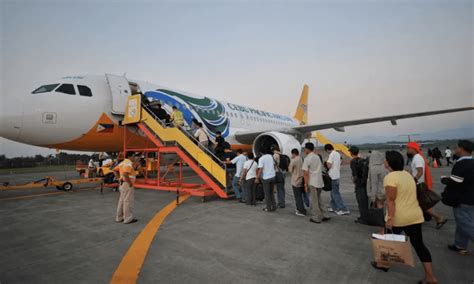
[
  {"x1": 371, "y1": 151, "x2": 437, "y2": 284},
  {"x1": 407, "y1": 142, "x2": 447, "y2": 229}
]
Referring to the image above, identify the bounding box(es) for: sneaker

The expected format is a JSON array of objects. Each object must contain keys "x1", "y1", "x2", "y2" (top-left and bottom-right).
[
  {"x1": 295, "y1": 211, "x2": 306, "y2": 217},
  {"x1": 448, "y1": 244, "x2": 468, "y2": 255},
  {"x1": 342, "y1": 210, "x2": 351, "y2": 215},
  {"x1": 335, "y1": 210, "x2": 345, "y2": 216},
  {"x1": 327, "y1": 207, "x2": 335, "y2": 212}
]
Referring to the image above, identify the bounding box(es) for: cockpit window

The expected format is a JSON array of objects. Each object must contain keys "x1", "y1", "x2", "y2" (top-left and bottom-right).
[
  {"x1": 31, "y1": 84, "x2": 60, "y2": 94},
  {"x1": 78, "y1": 85, "x2": 92, "y2": 97},
  {"x1": 55, "y1": 84, "x2": 76, "y2": 95}
]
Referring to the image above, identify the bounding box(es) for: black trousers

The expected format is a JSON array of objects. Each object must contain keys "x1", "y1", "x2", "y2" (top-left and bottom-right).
[
  {"x1": 446, "y1": 157, "x2": 452, "y2": 166},
  {"x1": 292, "y1": 186, "x2": 306, "y2": 214},
  {"x1": 355, "y1": 185, "x2": 369, "y2": 222},
  {"x1": 393, "y1": 223, "x2": 432, "y2": 263}
]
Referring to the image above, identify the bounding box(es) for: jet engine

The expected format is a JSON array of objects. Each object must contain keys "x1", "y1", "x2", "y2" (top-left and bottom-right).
[{"x1": 252, "y1": 131, "x2": 301, "y2": 157}]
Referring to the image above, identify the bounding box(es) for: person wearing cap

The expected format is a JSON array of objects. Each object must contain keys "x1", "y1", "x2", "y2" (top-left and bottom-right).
[
  {"x1": 441, "y1": 140, "x2": 474, "y2": 255},
  {"x1": 349, "y1": 146, "x2": 369, "y2": 224},
  {"x1": 113, "y1": 152, "x2": 139, "y2": 224},
  {"x1": 407, "y1": 142, "x2": 447, "y2": 229},
  {"x1": 170, "y1": 106, "x2": 184, "y2": 127}
]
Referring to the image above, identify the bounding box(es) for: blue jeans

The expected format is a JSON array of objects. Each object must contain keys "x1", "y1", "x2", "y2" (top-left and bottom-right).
[
  {"x1": 232, "y1": 175, "x2": 242, "y2": 199},
  {"x1": 303, "y1": 191, "x2": 310, "y2": 207},
  {"x1": 453, "y1": 204, "x2": 474, "y2": 249},
  {"x1": 330, "y1": 179, "x2": 349, "y2": 212}
]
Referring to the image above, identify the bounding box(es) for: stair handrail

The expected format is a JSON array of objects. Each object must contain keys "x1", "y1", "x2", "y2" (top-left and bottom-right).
[{"x1": 141, "y1": 104, "x2": 227, "y2": 170}]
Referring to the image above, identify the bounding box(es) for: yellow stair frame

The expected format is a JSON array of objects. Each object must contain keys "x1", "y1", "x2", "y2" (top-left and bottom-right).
[{"x1": 123, "y1": 95, "x2": 227, "y2": 188}]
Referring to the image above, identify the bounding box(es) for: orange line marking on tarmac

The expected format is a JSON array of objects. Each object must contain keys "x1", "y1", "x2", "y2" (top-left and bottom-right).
[
  {"x1": 110, "y1": 194, "x2": 190, "y2": 284},
  {"x1": 0, "y1": 187, "x2": 98, "y2": 201}
]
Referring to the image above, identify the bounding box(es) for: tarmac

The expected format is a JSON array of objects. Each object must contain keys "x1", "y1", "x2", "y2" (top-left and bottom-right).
[{"x1": 0, "y1": 162, "x2": 472, "y2": 284}]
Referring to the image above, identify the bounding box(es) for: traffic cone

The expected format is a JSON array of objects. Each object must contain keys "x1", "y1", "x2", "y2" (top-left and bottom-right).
[{"x1": 433, "y1": 160, "x2": 438, "y2": 168}]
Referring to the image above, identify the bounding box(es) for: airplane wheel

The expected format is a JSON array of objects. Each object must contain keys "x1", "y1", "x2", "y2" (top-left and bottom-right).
[{"x1": 62, "y1": 182, "x2": 73, "y2": 191}]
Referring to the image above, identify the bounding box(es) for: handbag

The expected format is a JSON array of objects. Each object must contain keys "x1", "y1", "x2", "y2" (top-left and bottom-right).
[
  {"x1": 322, "y1": 171, "x2": 332, "y2": 191},
  {"x1": 416, "y1": 182, "x2": 441, "y2": 211}
]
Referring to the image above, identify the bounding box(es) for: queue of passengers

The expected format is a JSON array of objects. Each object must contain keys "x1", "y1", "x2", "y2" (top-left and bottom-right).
[{"x1": 221, "y1": 139, "x2": 473, "y2": 284}]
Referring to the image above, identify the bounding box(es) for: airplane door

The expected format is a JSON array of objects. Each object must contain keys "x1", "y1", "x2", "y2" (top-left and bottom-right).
[{"x1": 106, "y1": 74, "x2": 131, "y2": 115}]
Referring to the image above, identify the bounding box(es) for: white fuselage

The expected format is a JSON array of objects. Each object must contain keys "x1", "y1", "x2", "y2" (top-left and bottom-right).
[{"x1": 0, "y1": 74, "x2": 300, "y2": 152}]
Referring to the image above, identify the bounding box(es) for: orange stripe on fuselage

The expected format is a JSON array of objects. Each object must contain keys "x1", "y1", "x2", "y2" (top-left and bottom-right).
[{"x1": 46, "y1": 113, "x2": 253, "y2": 153}]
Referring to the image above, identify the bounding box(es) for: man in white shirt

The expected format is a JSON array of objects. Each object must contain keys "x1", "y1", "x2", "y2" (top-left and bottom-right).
[
  {"x1": 240, "y1": 153, "x2": 258, "y2": 205},
  {"x1": 303, "y1": 143, "x2": 331, "y2": 223},
  {"x1": 445, "y1": 147, "x2": 453, "y2": 166},
  {"x1": 256, "y1": 150, "x2": 277, "y2": 212},
  {"x1": 194, "y1": 122, "x2": 209, "y2": 149},
  {"x1": 229, "y1": 149, "x2": 247, "y2": 202},
  {"x1": 324, "y1": 144, "x2": 350, "y2": 215}
]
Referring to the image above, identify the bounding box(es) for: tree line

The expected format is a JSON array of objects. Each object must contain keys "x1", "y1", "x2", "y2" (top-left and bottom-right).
[{"x1": 0, "y1": 153, "x2": 92, "y2": 169}]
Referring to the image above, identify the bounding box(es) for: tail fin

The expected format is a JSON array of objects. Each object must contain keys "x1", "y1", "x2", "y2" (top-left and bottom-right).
[{"x1": 293, "y1": 84, "x2": 309, "y2": 125}]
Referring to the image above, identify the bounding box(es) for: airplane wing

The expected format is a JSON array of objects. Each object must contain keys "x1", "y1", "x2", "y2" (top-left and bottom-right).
[{"x1": 234, "y1": 106, "x2": 474, "y2": 143}]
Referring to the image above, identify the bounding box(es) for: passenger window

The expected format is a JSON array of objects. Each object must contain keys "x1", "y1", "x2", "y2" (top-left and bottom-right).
[
  {"x1": 55, "y1": 84, "x2": 76, "y2": 95},
  {"x1": 78, "y1": 85, "x2": 92, "y2": 97},
  {"x1": 32, "y1": 84, "x2": 60, "y2": 94}
]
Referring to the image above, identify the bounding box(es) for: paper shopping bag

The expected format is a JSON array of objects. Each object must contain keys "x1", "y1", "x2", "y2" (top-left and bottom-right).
[{"x1": 371, "y1": 234, "x2": 415, "y2": 267}]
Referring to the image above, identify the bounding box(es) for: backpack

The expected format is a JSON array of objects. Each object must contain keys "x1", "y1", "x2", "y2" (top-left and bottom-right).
[
  {"x1": 355, "y1": 157, "x2": 369, "y2": 184},
  {"x1": 278, "y1": 154, "x2": 291, "y2": 171}
]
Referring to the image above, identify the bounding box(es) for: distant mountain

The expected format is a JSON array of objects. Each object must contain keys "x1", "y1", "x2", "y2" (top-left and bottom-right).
[{"x1": 344, "y1": 126, "x2": 474, "y2": 145}]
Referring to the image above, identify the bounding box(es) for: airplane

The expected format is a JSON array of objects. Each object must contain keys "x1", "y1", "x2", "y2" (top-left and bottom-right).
[{"x1": 1, "y1": 74, "x2": 473, "y2": 157}]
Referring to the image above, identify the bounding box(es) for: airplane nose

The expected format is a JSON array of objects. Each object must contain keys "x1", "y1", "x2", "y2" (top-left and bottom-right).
[{"x1": 0, "y1": 99, "x2": 23, "y2": 141}]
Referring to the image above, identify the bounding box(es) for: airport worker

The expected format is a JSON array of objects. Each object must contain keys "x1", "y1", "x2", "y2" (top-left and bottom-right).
[
  {"x1": 98, "y1": 152, "x2": 107, "y2": 167},
  {"x1": 230, "y1": 149, "x2": 247, "y2": 202},
  {"x1": 170, "y1": 106, "x2": 184, "y2": 127},
  {"x1": 303, "y1": 142, "x2": 330, "y2": 223},
  {"x1": 149, "y1": 101, "x2": 168, "y2": 122},
  {"x1": 240, "y1": 153, "x2": 258, "y2": 205},
  {"x1": 445, "y1": 146, "x2": 453, "y2": 166},
  {"x1": 371, "y1": 151, "x2": 437, "y2": 284},
  {"x1": 289, "y1": 148, "x2": 306, "y2": 216},
  {"x1": 324, "y1": 144, "x2": 350, "y2": 215},
  {"x1": 194, "y1": 123, "x2": 209, "y2": 148},
  {"x1": 256, "y1": 148, "x2": 277, "y2": 212},
  {"x1": 113, "y1": 152, "x2": 138, "y2": 224},
  {"x1": 407, "y1": 142, "x2": 447, "y2": 229},
  {"x1": 272, "y1": 146, "x2": 286, "y2": 208},
  {"x1": 441, "y1": 140, "x2": 474, "y2": 255},
  {"x1": 368, "y1": 150, "x2": 387, "y2": 208},
  {"x1": 349, "y1": 146, "x2": 369, "y2": 225}
]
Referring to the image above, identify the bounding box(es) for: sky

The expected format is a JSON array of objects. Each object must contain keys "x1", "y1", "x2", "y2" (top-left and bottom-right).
[{"x1": 1, "y1": 0, "x2": 473, "y2": 157}]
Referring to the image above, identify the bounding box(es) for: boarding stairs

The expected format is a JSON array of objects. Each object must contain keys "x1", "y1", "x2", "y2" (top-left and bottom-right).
[{"x1": 122, "y1": 94, "x2": 230, "y2": 199}]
